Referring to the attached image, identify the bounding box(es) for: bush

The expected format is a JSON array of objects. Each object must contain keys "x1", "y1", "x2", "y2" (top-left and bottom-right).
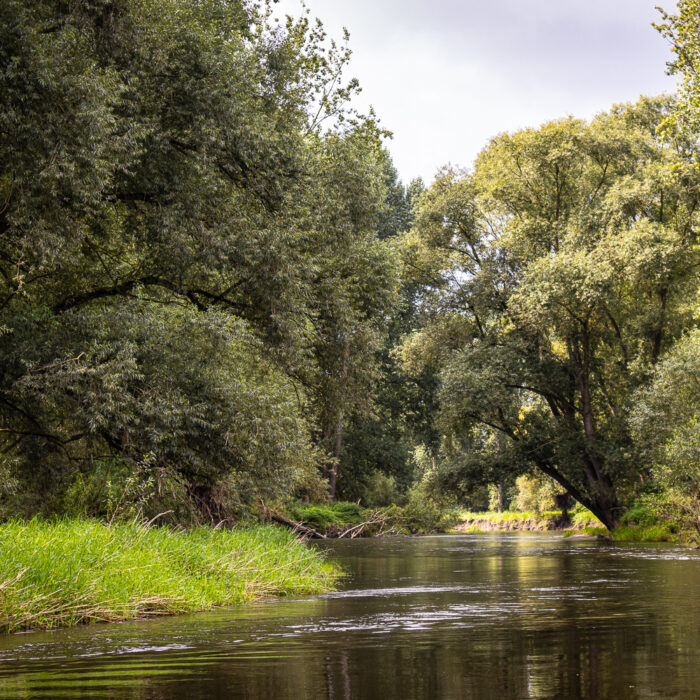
[
  {"x1": 626, "y1": 491, "x2": 699, "y2": 543},
  {"x1": 510, "y1": 473, "x2": 563, "y2": 513},
  {"x1": 619, "y1": 496, "x2": 659, "y2": 527},
  {"x1": 388, "y1": 485, "x2": 459, "y2": 533}
]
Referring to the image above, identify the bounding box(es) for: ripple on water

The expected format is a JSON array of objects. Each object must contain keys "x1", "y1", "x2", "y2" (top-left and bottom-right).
[{"x1": 319, "y1": 585, "x2": 467, "y2": 599}]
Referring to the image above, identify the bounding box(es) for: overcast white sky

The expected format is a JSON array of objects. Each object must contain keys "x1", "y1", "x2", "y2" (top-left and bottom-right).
[{"x1": 273, "y1": 0, "x2": 679, "y2": 184}]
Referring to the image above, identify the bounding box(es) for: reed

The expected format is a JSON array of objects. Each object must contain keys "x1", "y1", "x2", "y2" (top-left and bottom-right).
[{"x1": 0, "y1": 518, "x2": 338, "y2": 634}]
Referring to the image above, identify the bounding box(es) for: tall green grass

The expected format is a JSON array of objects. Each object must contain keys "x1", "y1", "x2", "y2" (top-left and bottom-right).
[{"x1": 0, "y1": 518, "x2": 338, "y2": 634}]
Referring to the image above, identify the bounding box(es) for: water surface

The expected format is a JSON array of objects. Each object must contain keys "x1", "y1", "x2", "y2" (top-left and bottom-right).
[{"x1": 1, "y1": 534, "x2": 698, "y2": 698}]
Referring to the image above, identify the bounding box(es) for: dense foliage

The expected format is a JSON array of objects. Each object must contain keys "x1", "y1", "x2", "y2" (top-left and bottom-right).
[
  {"x1": 400, "y1": 97, "x2": 699, "y2": 528},
  {"x1": 0, "y1": 0, "x2": 697, "y2": 533},
  {"x1": 0, "y1": 0, "x2": 399, "y2": 520}
]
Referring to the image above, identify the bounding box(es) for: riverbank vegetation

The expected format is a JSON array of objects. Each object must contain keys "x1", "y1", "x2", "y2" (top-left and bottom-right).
[
  {"x1": 0, "y1": 0, "x2": 698, "y2": 554},
  {"x1": 284, "y1": 498, "x2": 459, "y2": 536},
  {"x1": 454, "y1": 508, "x2": 601, "y2": 534},
  {"x1": 0, "y1": 518, "x2": 338, "y2": 633}
]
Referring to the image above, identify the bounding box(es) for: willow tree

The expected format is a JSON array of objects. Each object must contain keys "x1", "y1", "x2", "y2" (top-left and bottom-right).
[
  {"x1": 0, "y1": 0, "x2": 397, "y2": 515},
  {"x1": 401, "y1": 97, "x2": 700, "y2": 528}
]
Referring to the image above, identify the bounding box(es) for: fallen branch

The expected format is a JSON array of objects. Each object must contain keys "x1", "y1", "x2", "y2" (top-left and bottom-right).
[
  {"x1": 259, "y1": 501, "x2": 326, "y2": 539},
  {"x1": 336, "y1": 514, "x2": 387, "y2": 539}
]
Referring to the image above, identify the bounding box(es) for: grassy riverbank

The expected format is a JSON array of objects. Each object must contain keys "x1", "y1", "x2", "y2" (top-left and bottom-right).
[
  {"x1": 280, "y1": 500, "x2": 695, "y2": 545},
  {"x1": 0, "y1": 519, "x2": 339, "y2": 634},
  {"x1": 452, "y1": 509, "x2": 601, "y2": 533},
  {"x1": 453, "y1": 509, "x2": 694, "y2": 544}
]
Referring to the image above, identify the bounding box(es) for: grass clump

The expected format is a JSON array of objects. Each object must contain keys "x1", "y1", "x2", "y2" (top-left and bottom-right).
[
  {"x1": 570, "y1": 508, "x2": 603, "y2": 528},
  {"x1": 0, "y1": 518, "x2": 338, "y2": 634},
  {"x1": 611, "y1": 524, "x2": 677, "y2": 542},
  {"x1": 459, "y1": 526, "x2": 486, "y2": 534},
  {"x1": 562, "y1": 526, "x2": 608, "y2": 537}
]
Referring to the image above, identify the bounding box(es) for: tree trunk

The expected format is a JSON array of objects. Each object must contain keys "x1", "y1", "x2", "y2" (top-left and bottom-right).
[
  {"x1": 651, "y1": 287, "x2": 668, "y2": 365},
  {"x1": 537, "y1": 461, "x2": 617, "y2": 531},
  {"x1": 328, "y1": 410, "x2": 343, "y2": 501},
  {"x1": 573, "y1": 331, "x2": 618, "y2": 530},
  {"x1": 554, "y1": 493, "x2": 571, "y2": 527},
  {"x1": 327, "y1": 343, "x2": 349, "y2": 501},
  {"x1": 589, "y1": 491, "x2": 617, "y2": 530}
]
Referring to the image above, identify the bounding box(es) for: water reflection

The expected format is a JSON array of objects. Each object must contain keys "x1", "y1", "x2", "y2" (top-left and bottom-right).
[{"x1": 0, "y1": 534, "x2": 698, "y2": 699}]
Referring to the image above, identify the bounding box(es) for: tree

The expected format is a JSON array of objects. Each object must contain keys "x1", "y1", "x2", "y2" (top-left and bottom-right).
[
  {"x1": 630, "y1": 326, "x2": 700, "y2": 530},
  {"x1": 299, "y1": 135, "x2": 401, "y2": 500},
  {"x1": 400, "y1": 97, "x2": 700, "y2": 528},
  {"x1": 0, "y1": 0, "x2": 397, "y2": 516},
  {"x1": 334, "y1": 170, "x2": 441, "y2": 503},
  {"x1": 655, "y1": 1, "x2": 700, "y2": 152}
]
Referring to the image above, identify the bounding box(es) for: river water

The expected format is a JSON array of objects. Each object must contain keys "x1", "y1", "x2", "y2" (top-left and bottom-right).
[{"x1": 0, "y1": 533, "x2": 699, "y2": 699}]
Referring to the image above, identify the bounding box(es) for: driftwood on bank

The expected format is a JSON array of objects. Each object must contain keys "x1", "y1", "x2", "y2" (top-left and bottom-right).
[
  {"x1": 335, "y1": 514, "x2": 388, "y2": 538},
  {"x1": 259, "y1": 501, "x2": 391, "y2": 539},
  {"x1": 260, "y1": 502, "x2": 326, "y2": 539}
]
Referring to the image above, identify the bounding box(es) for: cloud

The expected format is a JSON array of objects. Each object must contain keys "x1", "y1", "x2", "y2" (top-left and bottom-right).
[{"x1": 274, "y1": 0, "x2": 678, "y2": 182}]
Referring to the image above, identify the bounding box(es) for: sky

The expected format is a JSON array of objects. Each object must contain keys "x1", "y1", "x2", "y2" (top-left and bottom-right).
[{"x1": 273, "y1": 0, "x2": 680, "y2": 185}]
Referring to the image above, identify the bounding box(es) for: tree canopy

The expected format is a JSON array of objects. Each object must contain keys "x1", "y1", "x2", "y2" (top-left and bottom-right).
[
  {"x1": 1, "y1": 1, "x2": 698, "y2": 530},
  {"x1": 0, "y1": 0, "x2": 399, "y2": 519},
  {"x1": 400, "y1": 97, "x2": 700, "y2": 528}
]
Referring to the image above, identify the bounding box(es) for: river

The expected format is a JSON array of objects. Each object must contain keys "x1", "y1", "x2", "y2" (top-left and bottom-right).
[{"x1": 0, "y1": 533, "x2": 698, "y2": 699}]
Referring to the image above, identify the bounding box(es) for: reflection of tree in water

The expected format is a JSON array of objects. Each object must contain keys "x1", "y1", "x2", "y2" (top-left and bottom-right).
[{"x1": 325, "y1": 649, "x2": 352, "y2": 700}]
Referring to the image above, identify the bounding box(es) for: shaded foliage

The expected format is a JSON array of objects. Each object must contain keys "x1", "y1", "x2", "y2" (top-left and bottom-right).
[{"x1": 0, "y1": 0, "x2": 398, "y2": 518}]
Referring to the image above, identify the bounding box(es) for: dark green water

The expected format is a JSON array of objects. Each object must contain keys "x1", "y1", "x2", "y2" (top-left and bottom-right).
[{"x1": 1, "y1": 534, "x2": 699, "y2": 699}]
